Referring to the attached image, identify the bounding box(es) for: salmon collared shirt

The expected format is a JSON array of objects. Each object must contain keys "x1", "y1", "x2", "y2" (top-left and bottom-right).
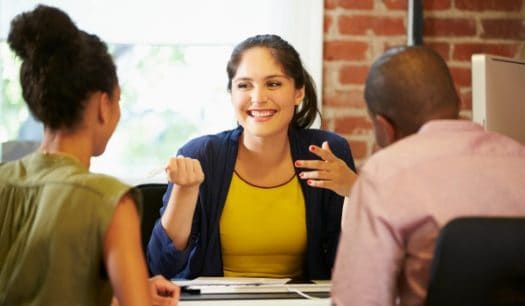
[{"x1": 332, "y1": 120, "x2": 525, "y2": 306}]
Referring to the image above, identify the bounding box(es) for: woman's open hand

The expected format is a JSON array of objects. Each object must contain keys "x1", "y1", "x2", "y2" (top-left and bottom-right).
[{"x1": 295, "y1": 141, "x2": 357, "y2": 197}]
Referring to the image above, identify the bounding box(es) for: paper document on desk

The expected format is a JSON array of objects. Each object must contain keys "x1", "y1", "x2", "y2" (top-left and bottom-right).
[
  {"x1": 188, "y1": 283, "x2": 331, "y2": 294},
  {"x1": 173, "y1": 276, "x2": 291, "y2": 287},
  {"x1": 173, "y1": 277, "x2": 330, "y2": 294}
]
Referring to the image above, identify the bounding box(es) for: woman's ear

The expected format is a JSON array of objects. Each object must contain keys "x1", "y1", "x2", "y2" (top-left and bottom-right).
[
  {"x1": 294, "y1": 86, "x2": 305, "y2": 105},
  {"x1": 372, "y1": 114, "x2": 396, "y2": 148},
  {"x1": 96, "y1": 92, "x2": 111, "y2": 124}
]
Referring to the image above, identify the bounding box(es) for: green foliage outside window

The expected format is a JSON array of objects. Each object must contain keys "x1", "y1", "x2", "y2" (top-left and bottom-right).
[
  {"x1": 0, "y1": 41, "x2": 199, "y2": 179},
  {"x1": 0, "y1": 42, "x2": 26, "y2": 141}
]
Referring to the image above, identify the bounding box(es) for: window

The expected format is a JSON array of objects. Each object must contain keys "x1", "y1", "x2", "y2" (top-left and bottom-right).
[{"x1": 0, "y1": 0, "x2": 323, "y2": 184}]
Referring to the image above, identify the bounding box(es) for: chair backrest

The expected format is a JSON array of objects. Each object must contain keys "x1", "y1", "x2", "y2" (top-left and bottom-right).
[
  {"x1": 135, "y1": 183, "x2": 167, "y2": 257},
  {"x1": 425, "y1": 217, "x2": 525, "y2": 306},
  {"x1": 1, "y1": 140, "x2": 40, "y2": 162}
]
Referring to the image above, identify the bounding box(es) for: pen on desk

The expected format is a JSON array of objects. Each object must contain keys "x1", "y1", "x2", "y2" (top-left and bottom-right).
[{"x1": 181, "y1": 286, "x2": 201, "y2": 294}]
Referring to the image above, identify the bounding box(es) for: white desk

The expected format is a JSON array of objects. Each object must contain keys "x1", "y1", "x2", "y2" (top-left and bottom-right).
[{"x1": 176, "y1": 278, "x2": 331, "y2": 305}]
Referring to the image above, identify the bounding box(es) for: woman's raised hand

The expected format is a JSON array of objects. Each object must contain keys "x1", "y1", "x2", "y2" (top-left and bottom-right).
[
  {"x1": 295, "y1": 141, "x2": 357, "y2": 197},
  {"x1": 165, "y1": 156, "x2": 204, "y2": 188}
]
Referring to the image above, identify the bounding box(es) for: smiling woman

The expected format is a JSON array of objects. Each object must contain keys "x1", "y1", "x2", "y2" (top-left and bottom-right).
[
  {"x1": 147, "y1": 34, "x2": 357, "y2": 282},
  {"x1": 0, "y1": 0, "x2": 323, "y2": 183},
  {"x1": 230, "y1": 46, "x2": 305, "y2": 139}
]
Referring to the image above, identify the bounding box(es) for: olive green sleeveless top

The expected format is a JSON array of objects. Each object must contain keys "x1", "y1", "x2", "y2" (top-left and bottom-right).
[{"x1": 0, "y1": 152, "x2": 141, "y2": 306}]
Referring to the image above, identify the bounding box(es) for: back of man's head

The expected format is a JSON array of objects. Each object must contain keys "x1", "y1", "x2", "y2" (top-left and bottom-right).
[{"x1": 364, "y1": 46, "x2": 460, "y2": 142}]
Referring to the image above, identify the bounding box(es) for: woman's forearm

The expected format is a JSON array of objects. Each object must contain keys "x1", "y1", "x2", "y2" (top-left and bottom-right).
[{"x1": 160, "y1": 185, "x2": 200, "y2": 250}]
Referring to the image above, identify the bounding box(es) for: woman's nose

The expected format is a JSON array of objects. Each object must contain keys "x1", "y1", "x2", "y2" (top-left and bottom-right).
[{"x1": 250, "y1": 87, "x2": 268, "y2": 104}]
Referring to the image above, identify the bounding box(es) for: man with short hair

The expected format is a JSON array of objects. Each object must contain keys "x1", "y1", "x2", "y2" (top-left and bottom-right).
[{"x1": 331, "y1": 46, "x2": 525, "y2": 306}]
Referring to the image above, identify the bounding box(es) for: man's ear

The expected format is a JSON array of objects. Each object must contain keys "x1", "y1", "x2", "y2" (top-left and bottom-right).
[{"x1": 372, "y1": 114, "x2": 396, "y2": 148}]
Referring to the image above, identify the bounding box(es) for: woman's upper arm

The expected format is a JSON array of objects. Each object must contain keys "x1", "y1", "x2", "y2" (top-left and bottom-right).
[{"x1": 104, "y1": 193, "x2": 151, "y2": 306}]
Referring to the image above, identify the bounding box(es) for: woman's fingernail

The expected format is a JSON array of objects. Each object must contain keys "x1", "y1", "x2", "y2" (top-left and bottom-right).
[
  {"x1": 307, "y1": 180, "x2": 313, "y2": 185},
  {"x1": 299, "y1": 172, "x2": 304, "y2": 178},
  {"x1": 295, "y1": 161, "x2": 301, "y2": 167},
  {"x1": 309, "y1": 145, "x2": 316, "y2": 151}
]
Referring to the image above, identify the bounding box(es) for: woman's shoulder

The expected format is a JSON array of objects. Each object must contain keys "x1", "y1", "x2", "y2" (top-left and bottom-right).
[
  {"x1": 72, "y1": 172, "x2": 133, "y2": 199},
  {"x1": 183, "y1": 129, "x2": 237, "y2": 146},
  {"x1": 80, "y1": 172, "x2": 129, "y2": 188},
  {"x1": 179, "y1": 127, "x2": 241, "y2": 157},
  {"x1": 293, "y1": 127, "x2": 347, "y2": 144}
]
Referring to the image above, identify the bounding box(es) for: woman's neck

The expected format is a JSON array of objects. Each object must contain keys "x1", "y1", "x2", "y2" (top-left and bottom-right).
[
  {"x1": 39, "y1": 129, "x2": 92, "y2": 169},
  {"x1": 239, "y1": 130, "x2": 290, "y2": 166},
  {"x1": 235, "y1": 130, "x2": 295, "y2": 187}
]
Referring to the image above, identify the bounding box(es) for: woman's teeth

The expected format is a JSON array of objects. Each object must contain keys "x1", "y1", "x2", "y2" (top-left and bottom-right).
[{"x1": 249, "y1": 110, "x2": 276, "y2": 117}]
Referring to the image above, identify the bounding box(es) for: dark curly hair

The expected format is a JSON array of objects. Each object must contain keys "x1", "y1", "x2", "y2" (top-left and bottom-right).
[
  {"x1": 226, "y1": 34, "x2": 320, "y2": 129},
  {"x1": 7, "y1": 4, "x2": 118, "y2": 130}
]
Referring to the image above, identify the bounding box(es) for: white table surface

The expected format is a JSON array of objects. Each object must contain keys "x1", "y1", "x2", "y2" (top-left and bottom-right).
[{"x1": 176, "y1": 278, "x2": 331, "y2": 305}]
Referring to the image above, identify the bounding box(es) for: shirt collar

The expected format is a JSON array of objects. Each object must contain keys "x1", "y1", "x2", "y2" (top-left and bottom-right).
[{"x1": 418, "y1": 119, "x2": 483, "y2": 135}]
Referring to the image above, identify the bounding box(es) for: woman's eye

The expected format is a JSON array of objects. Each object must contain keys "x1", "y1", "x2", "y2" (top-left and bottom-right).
[
  {"x1": 267, "y1": 81, "x2": 281, "y2": 88},
  {"x1": 236, "y1": 82, "x2": 250, "y2": 89}
]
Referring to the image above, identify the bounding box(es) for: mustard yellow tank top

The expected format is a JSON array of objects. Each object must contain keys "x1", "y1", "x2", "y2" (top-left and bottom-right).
[{"x1": 220, "y1": 172, "x2": 307, "y2": 278}]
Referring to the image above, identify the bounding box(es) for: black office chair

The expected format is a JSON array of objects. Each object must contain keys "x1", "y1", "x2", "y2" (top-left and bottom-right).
[
  {"x1": 135, "y1": 183, "x2": 168, "y2": 258},
  {"x1": 425, "y1": 217, "x2": 525, "y2": 306},
  {"x1": 1, "y1": 140, "x2": 40, "y2": 162}
]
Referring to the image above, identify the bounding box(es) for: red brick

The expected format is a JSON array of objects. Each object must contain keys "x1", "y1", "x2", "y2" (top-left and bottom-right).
[
  {"x1": 383, "y1": 41, "x2": 405, "y2": 49},
  {"x1": 481, "y1": 19, "x2": 525, "y2": 40},
  {"x1": 384, "y1": 0, "x2": 451, "y2": 10},
  {"x1": 460, "y1": 90, "x2": 472, "y2": 111},
  {"x1": 453, "y1": 43, "x2": 519, "y2": 61},
  {"x1": 325, "y1": 0, "x2": 338, "y2": 10},
  {"x1": 334, "y1": 116, "x2": 373, "y2": 134},
  {"x1": 339, "y1": 65, "x2": 370, "y2": 85},
  {"x1": 324, "y1": 14, "x2": 333, "y2": 33},
  {"x1": 383, "y1": 0, "x2": 406, "y2": 10},
  {"x1": 456, "y1": 0, "x2": 523, "y2": 11},
  {"x1": 325, "y1": 0, "x2": 374, "y2": 9},
  {"x1": 348, "y1": 139, "x2": 369, "y2": 160},
  {"x1": 324, "y1": 41, "x2": 369, "y2": 61},
  {"x1": 425, "y1": 0, "x2": 452, "y2": 10},
  {"x1": 424, "y1": 17, "x2": 477, "y2": 37},
  {"x1": 324, "y1": 89, "x2": 366, "y2": 108},
  {"x1": 339, "y1": 15, "x2": 405, "y2": 36},
  {"x1": 424, "y1": 42, "x2": 451, "y2": 60},
  {"x1": 449, "y1": 66, "x2": 472, "y2": 88}
]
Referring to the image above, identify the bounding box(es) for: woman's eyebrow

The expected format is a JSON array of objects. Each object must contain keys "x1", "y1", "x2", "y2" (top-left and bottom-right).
[{"x1": 234, "y1": 74, "x2": 287, "y2": 80}]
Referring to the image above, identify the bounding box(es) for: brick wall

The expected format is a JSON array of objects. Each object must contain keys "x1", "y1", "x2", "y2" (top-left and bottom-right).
[{"x1": 323, "y1": 0, "x2": 525, "y2": 166}]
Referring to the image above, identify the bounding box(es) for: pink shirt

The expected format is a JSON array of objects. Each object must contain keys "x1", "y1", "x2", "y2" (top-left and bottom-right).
[{"x1": 331, "y1": 120, "x2": 525, "y2": 306}]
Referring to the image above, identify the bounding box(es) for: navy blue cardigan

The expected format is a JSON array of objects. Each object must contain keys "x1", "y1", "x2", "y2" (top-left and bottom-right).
[{"x1": 148, "y1": 126, "x2": 355, "y2": 280}]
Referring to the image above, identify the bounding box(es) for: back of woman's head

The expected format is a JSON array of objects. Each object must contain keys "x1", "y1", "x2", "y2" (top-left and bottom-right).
[
  {"x1": 226, "y1": 34, "x2": 319, "y2": 128},
  {"x1": 7, "y1": 5, "x2": 117, "y2": 130}
]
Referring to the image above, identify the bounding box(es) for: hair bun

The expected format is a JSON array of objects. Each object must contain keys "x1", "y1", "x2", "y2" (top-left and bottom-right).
[{"x1": 7, "y1": 5, "x2": 79, "y2": 61}]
